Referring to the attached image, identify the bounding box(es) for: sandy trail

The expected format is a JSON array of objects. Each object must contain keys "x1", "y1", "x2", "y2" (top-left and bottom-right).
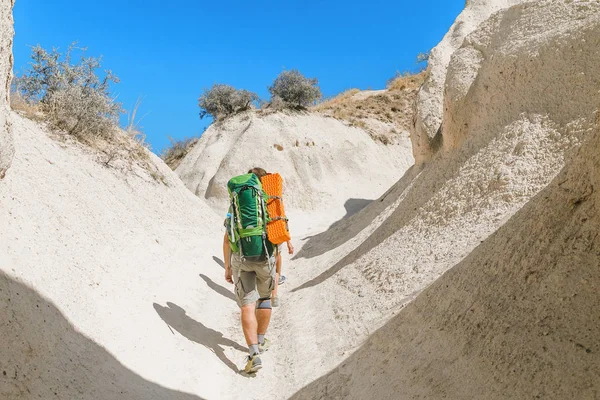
[
  {"x1": 212, "y1": 202, "x2": 381, "y2": 399},
  {"x1": 0, "y1": 110, "x2": 406, "y2": 400}
]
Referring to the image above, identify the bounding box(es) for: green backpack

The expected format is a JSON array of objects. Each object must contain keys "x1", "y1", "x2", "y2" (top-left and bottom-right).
[{"x1": 226, "y1": 173, "x2": 275, "y2": 261}]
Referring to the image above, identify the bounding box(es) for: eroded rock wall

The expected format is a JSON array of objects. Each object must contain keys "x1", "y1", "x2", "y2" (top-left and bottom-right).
[
  {"x1": 292, "y1": 123, "x2": 600, "y2": 400},
  {"x1": 443, "y1": 1, "x2": 600, "y2": 154},
  {"x1": 0, "y1": 0, "x2": 13, "y2": 179},
  {"x1": 292, "y1": 1, "x2": 600, "y2": 398},
  {"x1": 412, "y1": 0, "x2": 525, "y2": 164}
]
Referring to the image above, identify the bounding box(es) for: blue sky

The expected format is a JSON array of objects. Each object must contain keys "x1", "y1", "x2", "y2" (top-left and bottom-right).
[{"x1": 13, "y1": 1, "x2": 463, "y2": 154}]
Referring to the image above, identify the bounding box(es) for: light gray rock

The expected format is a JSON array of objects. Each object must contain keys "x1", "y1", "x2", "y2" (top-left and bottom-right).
[
  {"x1": 292, "y1": 1, "x2": 600, "y2": 398},
  {"x1": 176, "y1": 111, "x2": 414, "y2": 214},
  {"x1": 443, "y1": 0, "x2": 600, "y2": 153},
  {"x1": 0, "y1": 0, "x2": 13, "y2": 179},
  {"x1": 412, "y1": 0, "x2": 526, "y2": 164}
]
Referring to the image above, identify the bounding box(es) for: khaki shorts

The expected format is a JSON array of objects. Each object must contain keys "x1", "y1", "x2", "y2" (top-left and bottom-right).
[{"x1": 230, "y1": 253, "x2": 276, "y2": 307}]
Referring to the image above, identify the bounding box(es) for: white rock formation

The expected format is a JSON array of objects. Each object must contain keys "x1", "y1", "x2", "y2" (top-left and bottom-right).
[
  {"x1": 293, "y1": 123, "x2": 600, "y2": 399},
  {"x1": 0, "y1": 0, "x2": 13, "y2": 179},
  {"x1": 176, "y1": 111, "x2": 414, "y2": 216},
  {"x1": 0, "y1": 114, "x2": 237, "y2": 400},
  {"x1": 412, "y1": 0, "x2": 526, "y2": 164},
  {"x1": 292, "y1": 1, "x2": 600, "y2": 398},
  {"x1": 3, "y1": 1, "x2": 600, "y2": 399}
]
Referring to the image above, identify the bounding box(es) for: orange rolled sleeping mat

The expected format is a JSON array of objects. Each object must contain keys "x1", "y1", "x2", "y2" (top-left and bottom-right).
[{"x1": 260, "y1": 173, "x2": 291, "y2": 245}]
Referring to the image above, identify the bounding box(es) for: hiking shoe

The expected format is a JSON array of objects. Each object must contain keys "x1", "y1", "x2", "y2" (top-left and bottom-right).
[
  {"x1": 258, "y1": 338, "x2": 271, "y2": 353},
  {"x1": 272, "y1": 295, "x2": 280, "y2": 307},
  {"x1": 244, "y1": 354, "x2": 262, "y2": 373},
  {"x1": 279, "y1": 275, "x2": 287, "y2": 285}
]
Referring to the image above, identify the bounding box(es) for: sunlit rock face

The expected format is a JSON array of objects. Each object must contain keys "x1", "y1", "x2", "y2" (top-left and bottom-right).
[
  {"x1": 412, "y1": 0, "x2": 526, "y2": 164},
  {"x1": 0, "y1": 0, "x2": 14, "y2": 179}
]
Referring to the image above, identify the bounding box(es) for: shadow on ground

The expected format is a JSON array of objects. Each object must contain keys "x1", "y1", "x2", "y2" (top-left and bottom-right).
[
  {"x1": 153, "y1": 302, "x2": 245, "y2": 373},
  {"x1": 294, "y1": 198, "x2": 373, "y2": 260},
  {"x1": 292, "y1": 165, "x2": 424, "y2": 292},
  {"x1": 0, "y1": 271, "x2": 204, "y2": 400},
  {"x1": 199, "y1": 273, "x2": 236, "y2": 302},
  {"x1": 212, "y1": 256, "x2": 225, "y2": 269}
]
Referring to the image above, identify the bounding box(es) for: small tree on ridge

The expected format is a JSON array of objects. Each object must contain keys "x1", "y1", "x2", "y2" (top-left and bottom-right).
[
  {"x1": 16, "y1": 43, "x2": 123, "y2": 141},
  {"x1": 198, "y1": 84, "x2": 258, "y2": 120},
  {"x1": 268, "y1": 69, "x2": 321, "y2": 108}
]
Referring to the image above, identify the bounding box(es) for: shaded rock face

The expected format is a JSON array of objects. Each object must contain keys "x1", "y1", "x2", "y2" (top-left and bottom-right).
[
  {"x1": 0, "y1": 271, "x2": 205, "y2": 400},
  {"x1": 412, "y1": 0, "x2": 526, "y2": 164},
  {"x1": 292, "y1": 125, "x2": 600, "y2": 400},
  {"x1": 0, "y1": 0, "x2": 13, "y2": 179}
]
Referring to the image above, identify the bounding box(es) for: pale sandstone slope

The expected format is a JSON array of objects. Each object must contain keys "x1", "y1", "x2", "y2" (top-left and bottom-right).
[
  {"x1": 292, "y1": 116, "x2": 600, "y2": 400},
  {"x1": 413, "y1": 0, "x2": 526, "y2": 163},
  {"x1": 290, "y1": 0, "x2": 600, "y2": 398},
  {"x1": 0, "y1": 114, "x2": 245, "y2": 400},
  {"x1": 0, "y1": 0, "x2": 13, "y2": 178},
  {"x1": 176, "y1": 111, "x2": 413, "y2": 220}
]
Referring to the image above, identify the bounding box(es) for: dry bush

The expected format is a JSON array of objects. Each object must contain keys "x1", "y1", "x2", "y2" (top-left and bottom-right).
[
  {"x1": 269, "y1": 69, "x2": 321, "y2": 108},
  {"x1": 17, "y1": 44, "x2": 122, "y2": 141},
  {"x1": 9, "y1": 86, "x2": 43, "y2": 120},
  {"x1": 161, "y1": 136, "x2": 199, "y2": 170},
  {"x1": 313, "y1": 71, "x2": 426, "y2": 145},
  {"x1": 13, "y1": 43, "x2": 162, "y2": 182},
  {"x1": 387, "y1": 71, "x2": 426, "y2": 91},
  {"x1": 269, "y1": 95, "x2": 287, "y2": 110},
  {"x1": 314, "y1": 89, "x2": 360, "y2": 111},
  {"x1": 198, "y1": 84, "x2": 258, "y2": 120}
]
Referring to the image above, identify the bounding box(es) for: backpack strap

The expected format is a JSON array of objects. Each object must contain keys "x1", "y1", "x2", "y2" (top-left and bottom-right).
[
  {"x1": 228, "y1": 193, "x2": 241, "y2": 255},
  {"x1": 258, "y1": 191, "x2": 275, "y2": 270}
]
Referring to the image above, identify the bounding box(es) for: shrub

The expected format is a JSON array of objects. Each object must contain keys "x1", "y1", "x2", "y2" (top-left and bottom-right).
[
  {"x1": 387, "y1": 71, "x2": 426, "y2": 91},
  {"x1": 266, "y1": 95, "x2": 286, "y2": 111},
  {"x1": 161, "y1": 136, "x2": 199, "y2": 170},
  {"x1": 198, "y1": 84, "x2": 258, "y2": 120},
  {"x1": 268, "y1": 69, "x2": 321, "y2": 108},
  {"x1": 9, "y1": 78, "x2": 42, "y2": 119},
  {"x1": 416, "y1": 51, "x2": 430, "y2": 64},
  {"x1": 16, "y1": 43, "x2": 123, "y2": 142},
  {"x1": 14, "y1": 44, "x2": 164, "y2": 182}
]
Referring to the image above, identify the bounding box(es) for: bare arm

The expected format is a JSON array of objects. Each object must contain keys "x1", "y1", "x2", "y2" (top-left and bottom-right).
[
  {"x1": 223, "y1": 232, "x2": 233, "y2": 284},
  {"x1": 286, "y1": 240, "x2": 294, "y2": 255}
]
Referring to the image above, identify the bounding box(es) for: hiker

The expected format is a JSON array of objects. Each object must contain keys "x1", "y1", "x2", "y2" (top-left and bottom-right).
[{"x1": 223, "y1": 167, "x2": 276, "y2": 374}]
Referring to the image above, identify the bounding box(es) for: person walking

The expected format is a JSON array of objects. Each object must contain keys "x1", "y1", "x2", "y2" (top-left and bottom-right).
[{"x1": 223, "y1": 167, "x2": 275, "y2": 374}]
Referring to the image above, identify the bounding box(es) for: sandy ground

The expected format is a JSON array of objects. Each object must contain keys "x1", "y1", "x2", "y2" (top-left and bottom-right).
[{"x1": 1, "y1": 114, "x2": 233, "y2": 399}]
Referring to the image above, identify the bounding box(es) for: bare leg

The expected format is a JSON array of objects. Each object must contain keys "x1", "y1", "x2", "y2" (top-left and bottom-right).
[
  {"x1": 241, "y1": 303, "x2": 258, "y2": 346},
  {"x1": 271, "y1": 253, "x2": 282, "y2": 299},
  {"x1": 256, "y1": 305, "x2": 272, "y2": 337}
]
